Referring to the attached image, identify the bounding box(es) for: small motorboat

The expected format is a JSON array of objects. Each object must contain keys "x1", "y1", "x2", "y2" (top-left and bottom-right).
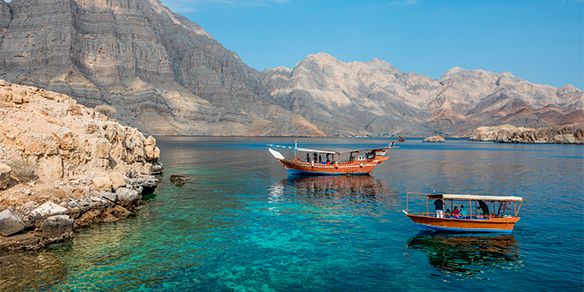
[
  {"x1": 267, "y1": 141, "x2": 396, "y2": 175},
  {"x1": 403, "y1": 193, "x2": 524, "y2": 233}
]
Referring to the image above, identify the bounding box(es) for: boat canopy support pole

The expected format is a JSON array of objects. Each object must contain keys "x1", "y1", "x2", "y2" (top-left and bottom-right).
[{"x1": 515, "y1": 201, "x2": 523, "y2": 216}]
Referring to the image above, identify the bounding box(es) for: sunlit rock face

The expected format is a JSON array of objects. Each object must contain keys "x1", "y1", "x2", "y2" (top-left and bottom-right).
[
  {"x1": 0, "y1": 80, "x2": 167, "y2": 250},
  {"x1": 469, "y1": 125, "x2": 584, "y2": 144},
  {"x1": 0, "y1": 80, "x2": 160, "y2": 207},
  {"x1": 263, "y1": 53, "x2": 583, "y2": 136}
]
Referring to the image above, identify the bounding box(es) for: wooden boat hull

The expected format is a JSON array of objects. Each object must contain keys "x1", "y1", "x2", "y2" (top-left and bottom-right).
[
  {"x1": 279, "y1": 158, "x2": 387, "y2": 176},
  {"x1": 406, "y1": 213, "x2": 520, "y2": 233}
]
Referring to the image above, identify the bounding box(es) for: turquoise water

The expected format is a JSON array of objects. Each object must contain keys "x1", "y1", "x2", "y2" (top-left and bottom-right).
[{"x1": 1, "y1": 137, "x2": 583, "y2": 290}]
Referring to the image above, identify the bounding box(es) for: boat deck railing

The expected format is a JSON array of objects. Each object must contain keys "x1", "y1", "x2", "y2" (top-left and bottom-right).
[{"x1": 292, "y1": 157, "x2": 380, "y2": 165}]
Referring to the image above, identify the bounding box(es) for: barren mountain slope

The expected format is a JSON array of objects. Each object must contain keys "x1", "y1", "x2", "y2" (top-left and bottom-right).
[
  {"x1": 263, "y1": 53, "x2": 583, "y2": 136},
  {"x1": 0, "y1": 0, "x2": 323, "y2": 136}
]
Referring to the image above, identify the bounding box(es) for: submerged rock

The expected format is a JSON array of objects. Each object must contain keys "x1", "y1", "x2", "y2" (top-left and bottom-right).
[
  {"x1": 0, "y1": 209, "x2": 27, "y2": 236},
  {"x1": 423, "y1": 135, "x2": 445, "y2": 143},
  {"x1": 169, "y1": 174, "x2": 190, "y2": 186}
]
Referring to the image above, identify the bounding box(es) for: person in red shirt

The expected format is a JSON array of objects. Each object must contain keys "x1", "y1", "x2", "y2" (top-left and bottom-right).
[{"x1": 452, "y1": 206, "x2": 460, "y2": 218}]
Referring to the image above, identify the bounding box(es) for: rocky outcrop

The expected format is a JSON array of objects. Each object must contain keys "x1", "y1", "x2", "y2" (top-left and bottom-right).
[
  {"x1": 423, "y1": 135, "x2": 445, "y2": 143},
  {"x1": 0, "y1": 80, "x2": 162, "y2": 250},
  {"x1": 469, "y1": 125, "x2": 584, "y2": 144},
  {"x1": 263, "y1": 53, "x2": 584, "y2": 136},
  {"x1": 41, "y1": 215, "x2": 73, "y2": 240},
  {"x1": 0, "y1": 209, "x2": 27, "y2": 236}
]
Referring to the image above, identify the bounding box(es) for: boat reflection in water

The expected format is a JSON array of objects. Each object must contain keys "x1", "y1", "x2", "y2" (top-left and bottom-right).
[
  {"x1": 269, "y1": 175, "x2": 401, "y2": 211},
  {"x1": 283, "y1": 175, "x2": 388, "y2": 198},
  {"x1": 407, "y1": 234, "x2": 523, "y2": 277}
]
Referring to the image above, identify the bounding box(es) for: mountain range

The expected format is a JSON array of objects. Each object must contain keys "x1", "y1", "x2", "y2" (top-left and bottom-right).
[{"x1": 1, "y1": 0, "x2": 582, "y2": 136}]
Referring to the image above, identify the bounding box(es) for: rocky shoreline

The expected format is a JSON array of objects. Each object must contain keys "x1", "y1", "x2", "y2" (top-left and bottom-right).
[
  {"x1": 469, "y1": 125, "x2": 584, "y2": 144},
  {"x1": 0, "y1": 80, "x2": 163, "y2": 251},
  {"x1": 423, "y1": 135, "x2": 445, "y2": 143}
]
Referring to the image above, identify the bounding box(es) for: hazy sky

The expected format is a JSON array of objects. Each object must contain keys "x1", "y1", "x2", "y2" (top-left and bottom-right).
[{"x1": 161, "y1": 0, "x2": 583, "y2": 88}]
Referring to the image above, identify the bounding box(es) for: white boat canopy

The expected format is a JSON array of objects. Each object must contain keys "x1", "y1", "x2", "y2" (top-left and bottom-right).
[
  {"x1": 267, "y1": 144, "x2": 338, "y2": 154},
  {"x1": 441, "y1": 194, "x2": 524, "y2": 202},
  {"x1": 266, "y1": 143, "x2": 393, "y2": 155}
]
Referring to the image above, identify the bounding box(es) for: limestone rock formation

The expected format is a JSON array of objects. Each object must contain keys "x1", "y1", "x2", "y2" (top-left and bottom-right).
[
  {"x1": 0, "y1": 1, "x2": 9, "y2": 34},
  {"x1": 41, "y1": 215, "x2": 73, "y2": 239},
  {"x1": 263, "y1": 53, "x2": 584, "y2": 136},
  {"x1": 0, "y1": 209, "x2": 27, "y2": 236},
  {"x1": 29, "y1": 202, "x2": 68, "y2": 221},
  {"x1": 423, "y1": 135, "x2": 445, "y2": 143},
  {"x1": 262, "y1": 53, "x2": 430, "y2": 136},
  {"x1": 469, "y1": 125, "x2": 584, "y2": 144},
  {"x1": 0, "y1": 0, "x2": 322, "y2": 137},
  {"x1": 0, "y1": 80, "x2": 162, "y2": 250}
]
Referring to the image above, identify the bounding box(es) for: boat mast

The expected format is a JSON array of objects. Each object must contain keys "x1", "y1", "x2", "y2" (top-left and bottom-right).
[{"x1": 293, "y1": 140, "x2": 298, "y2": 160}]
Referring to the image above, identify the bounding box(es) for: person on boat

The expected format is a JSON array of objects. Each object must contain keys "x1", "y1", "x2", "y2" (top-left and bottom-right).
[
  {"x1": 445, "y1": 208, "x2": 452, "y2": 217},
  {"x1": 452, "y1": 206, "x2": 460, "y2": 218},
  {"x1": 459, "y1": 205, "x2": 467, "y2": 218},
  {"x1": 434, "y1": 199, "x2": 444, "y2": 218},
  {"x1": 318, "y1": 154, "x2": 322, "y2": 164},
  {"x1": 313, "y1": 153, "x2": 318, "y2": 163},
  {"x1": 306, "y1": 153, "x2": 310, "y2": 162},
  {"x1": 477, "y1": 200, "x2": 490, "y2": 218}
]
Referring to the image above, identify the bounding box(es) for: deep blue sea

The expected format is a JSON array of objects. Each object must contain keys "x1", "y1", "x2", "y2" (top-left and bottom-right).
[{"x1": 1, "y1": 137, "x2": 583, "y2": 291}]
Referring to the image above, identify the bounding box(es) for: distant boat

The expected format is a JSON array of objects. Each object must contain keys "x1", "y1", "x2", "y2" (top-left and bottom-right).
[
  {"x1": 403, "y1": 193, "x2": 524, "y2": 233},
  {"x1": 267, "y1": 141, "x2": 396, "y2": 175}
]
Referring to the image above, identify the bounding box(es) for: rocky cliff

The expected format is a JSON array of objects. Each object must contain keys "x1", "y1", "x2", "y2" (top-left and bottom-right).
[
  {"x1": 263, "y1": 53, "x2": 584, "y2": 136},
  {"x1": 0, "y1": 80, "x2": 161, "y2": 250},
  {"x1": 0, "y1": 0, "x2": 323, "y2": 136},
  {"x1": 469, "y1": 124, "x2": 584, "y2": 144}
]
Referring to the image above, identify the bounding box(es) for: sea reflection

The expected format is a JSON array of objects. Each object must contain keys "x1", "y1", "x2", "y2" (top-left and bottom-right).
[
  {"x1": 270, "y1": 175, "x2": 400, "y2": 210},
  {"x1": 0, "y1": 250, "x2": 66, "y2": 290},
  {"x1": 285, "y1": 175, "x2": 388, "y2": 197},
  {"x1": 407, "y1": 234, "x2": 523, "y2": 277}
]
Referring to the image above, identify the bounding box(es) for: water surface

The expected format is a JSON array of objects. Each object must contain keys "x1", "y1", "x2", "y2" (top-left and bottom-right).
[{"x1": 1, "y1": 138, "x2": 582, "y2": 290}]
